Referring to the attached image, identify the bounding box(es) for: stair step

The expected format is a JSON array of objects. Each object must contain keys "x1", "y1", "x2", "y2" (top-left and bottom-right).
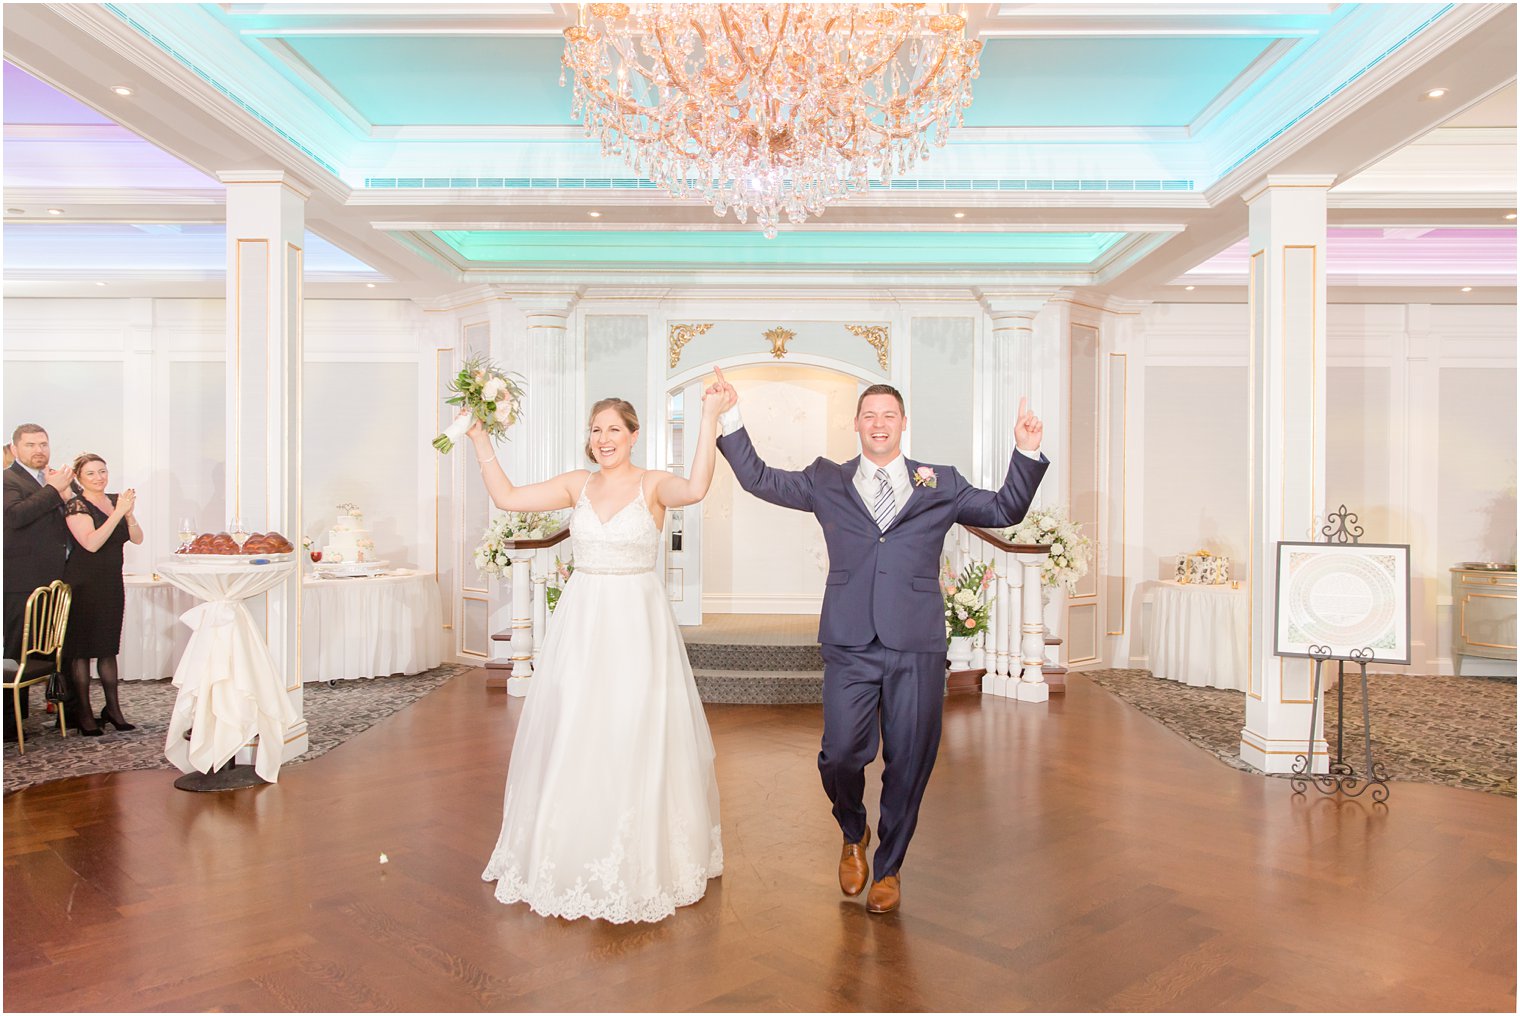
[
  {"x1": 684, "y1": 641, "x2": 824, "y2": 673},
  {"x1": 692, "y1": 669, "x2": 823, "y2": 705}
]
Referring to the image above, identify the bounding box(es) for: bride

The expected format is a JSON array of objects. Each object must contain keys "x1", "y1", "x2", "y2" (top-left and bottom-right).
[{"x1": 465, "y1": 384, "x2": 730, "y2": 923}]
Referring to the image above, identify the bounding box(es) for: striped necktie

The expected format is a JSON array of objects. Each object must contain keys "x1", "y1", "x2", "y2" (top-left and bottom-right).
[{"x1": 870, "y1": 467, "x2": 896, "y2": 531}]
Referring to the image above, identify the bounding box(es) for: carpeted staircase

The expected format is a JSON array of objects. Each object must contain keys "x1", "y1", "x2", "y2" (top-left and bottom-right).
[{"x1": 681, "y1": 614, "x2": 825, "y2": 704}]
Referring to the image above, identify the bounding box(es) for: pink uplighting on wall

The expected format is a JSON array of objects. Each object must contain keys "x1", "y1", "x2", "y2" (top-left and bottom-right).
[{"x1": 1183, "y1": 227, "x2": 1517, "y2": 282}]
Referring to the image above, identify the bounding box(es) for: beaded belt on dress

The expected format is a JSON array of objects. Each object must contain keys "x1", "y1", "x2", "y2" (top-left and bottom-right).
[{"x1": 574, "y1": 565, "x2": 655, "y2": 575}]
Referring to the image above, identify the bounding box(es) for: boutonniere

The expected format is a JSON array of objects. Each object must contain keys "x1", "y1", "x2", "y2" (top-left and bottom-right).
[{"x1": 913, "y1": 466, "x2": 937, "y2": 489}]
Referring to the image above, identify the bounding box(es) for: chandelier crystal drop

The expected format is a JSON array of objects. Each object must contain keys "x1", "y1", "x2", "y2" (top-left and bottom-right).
[{"x1": 561, "y1": 3, "x2": 981, "y2": 238}]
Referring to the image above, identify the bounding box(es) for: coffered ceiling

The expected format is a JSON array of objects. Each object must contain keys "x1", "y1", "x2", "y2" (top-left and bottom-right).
[{"x1": 3, "y1": 3, "x2": 1514, "y2": 301}]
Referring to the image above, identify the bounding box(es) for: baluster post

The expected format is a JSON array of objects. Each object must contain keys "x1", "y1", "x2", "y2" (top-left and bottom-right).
[
  {"x1": 507, "y1": 548, "x2": 536, "y2": 696},
  {"x1": 1016, "y1": 552, "x2": 1049, "y2": 702}
]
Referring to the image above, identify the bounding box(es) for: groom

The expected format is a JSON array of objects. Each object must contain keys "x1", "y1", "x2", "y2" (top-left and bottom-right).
[{"x1": 709, "y1": 367, "x2": 1047, "y2": 913}]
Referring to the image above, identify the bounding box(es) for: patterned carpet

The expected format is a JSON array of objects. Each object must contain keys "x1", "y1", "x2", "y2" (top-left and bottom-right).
[
  {"x1": 2, "y1": 663, "x2": 476, "y2": 795},
  {"x1": 1085, "y1": 669, "x2": 1517, "y2": 797}
]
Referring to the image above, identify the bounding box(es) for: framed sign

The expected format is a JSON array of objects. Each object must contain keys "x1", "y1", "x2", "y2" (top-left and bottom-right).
[{"x1": 1273, "y1": 541, "x2": 1411, "y2": 664}]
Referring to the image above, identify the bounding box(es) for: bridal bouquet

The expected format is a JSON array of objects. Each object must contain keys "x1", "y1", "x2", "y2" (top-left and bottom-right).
[
  {"x1": 433, "y1": 353, "x2": 526, "y2": 454},
  {"x1": 1003, "y1": 505, "x2": 1091, "y2": 593},
  {"x1": 941, "y1": 557, "x2": 994, "y2": 641},
  {"x1": 473, "y1": 511, "x2": 566, "y2": 577}
]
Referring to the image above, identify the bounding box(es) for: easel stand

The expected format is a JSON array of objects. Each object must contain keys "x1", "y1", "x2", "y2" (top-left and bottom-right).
[{"x1": 1291, "y1": 647, "x2": 1390, "y2": 803}]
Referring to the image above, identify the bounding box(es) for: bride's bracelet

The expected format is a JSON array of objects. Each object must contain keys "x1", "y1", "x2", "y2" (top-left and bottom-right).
[{"x1": 477, "y1": 455, "x2": 496, "y2": 468}]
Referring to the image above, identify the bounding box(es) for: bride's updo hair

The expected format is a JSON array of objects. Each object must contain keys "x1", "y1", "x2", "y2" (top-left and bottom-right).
[{"x1": 585, "y1": 398, "x2": 640, "y2": 464}]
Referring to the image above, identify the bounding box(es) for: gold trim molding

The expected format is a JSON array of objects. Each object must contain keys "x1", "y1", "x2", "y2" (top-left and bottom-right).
[
  {"x1": 764, "y1": 326, "x2": 796, "y2": 359},
  {"x1": 668, "y1": 322, "x2": 714, "y2": 368},
  {"x1": 846, "y1": 323, "x2": 890, "y2": 370}
]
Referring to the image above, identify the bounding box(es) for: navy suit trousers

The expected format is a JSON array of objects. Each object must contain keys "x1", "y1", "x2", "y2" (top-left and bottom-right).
[{"x1": 818, "y1": 638, "x2": 946, "y2": 880}]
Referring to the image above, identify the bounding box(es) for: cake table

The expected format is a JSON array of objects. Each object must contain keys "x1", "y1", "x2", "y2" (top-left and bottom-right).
[{"x1": 156, "y1": 557, "x2": 299, "y2": 786}]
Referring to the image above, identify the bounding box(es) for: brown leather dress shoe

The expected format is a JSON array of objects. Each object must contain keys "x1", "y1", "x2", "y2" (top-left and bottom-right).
[
  {"x1": 838, "y1": 828, "x2": 870, "y2": 896},
  {"x1": 866, "y1": 875, "x2": 901, "y2": 914}
]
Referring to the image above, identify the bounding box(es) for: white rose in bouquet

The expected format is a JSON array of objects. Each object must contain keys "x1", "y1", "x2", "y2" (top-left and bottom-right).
[{"x1": 1004, "y1": 505, "x2": 1092, "y2": 593}]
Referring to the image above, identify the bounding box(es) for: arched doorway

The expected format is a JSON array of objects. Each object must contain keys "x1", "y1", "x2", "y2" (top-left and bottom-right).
[{"x1": 659, "y1": 359, "x2": 878, "y2": 626}]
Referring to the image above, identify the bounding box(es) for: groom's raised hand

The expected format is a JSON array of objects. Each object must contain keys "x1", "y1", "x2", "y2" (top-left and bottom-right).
[
  {"x1": 708, "y1": 364, "x2": 738, "y2": 413},
  {"x1": 1015, "y1": 396, "x2": 1043, "y2": 452}
]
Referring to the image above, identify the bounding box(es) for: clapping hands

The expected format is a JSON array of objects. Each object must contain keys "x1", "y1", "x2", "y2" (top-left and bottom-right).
[
  {"x1": 703, "y1": 365, "x2": 738, "y2": 416},
  {"x1": 1015, "y1": 396, "x2": 1043, "y2": 452},
  {"x1": 45, "y1": 466, "x2": 74, "y2": 494}
]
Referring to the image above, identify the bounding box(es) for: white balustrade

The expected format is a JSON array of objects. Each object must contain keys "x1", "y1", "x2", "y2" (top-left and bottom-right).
[
  {"x1": 952, "y1": 526, "x2": 1051, "y2": 700},
  {"x1": 498, "y1": 533, "x2": 572, "y2": 696}
]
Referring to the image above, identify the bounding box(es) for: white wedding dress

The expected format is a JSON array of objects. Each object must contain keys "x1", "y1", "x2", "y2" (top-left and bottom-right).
[{"x1": 481, "y1": 479, "x2": 723, "y2": 922}]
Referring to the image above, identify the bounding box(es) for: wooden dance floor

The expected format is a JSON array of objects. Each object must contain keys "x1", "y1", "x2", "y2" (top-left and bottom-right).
[{"x1": 5, "y1": 670, "x2": 1515, "y2": 1012}]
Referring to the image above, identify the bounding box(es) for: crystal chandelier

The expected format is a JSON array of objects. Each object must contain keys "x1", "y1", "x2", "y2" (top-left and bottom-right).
[{"x1": 561, "y1": 3, "x2": 981, "y2": 237}]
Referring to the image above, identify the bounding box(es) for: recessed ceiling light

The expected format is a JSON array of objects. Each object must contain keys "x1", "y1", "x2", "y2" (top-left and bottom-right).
[
  {"x1": 111, "y1": 85, "x2": 134, "y2": 97},
  {"x1": 366, "y1": 282, "x2": 376, "y2": 288},
  {"x1": 588, "y1": 210, "x2": 602, "y2": 217},
  {"x1": 1461, "y1": 286, "x2": 1473, "y2": 292},
  {"x1": 95, "y1": 281, "x2": 107, "y2": 287},
  {"x1": 1184, "y1": 285, "x2": 1196, "y2": 291},
  {"x1": 6, "y1": 208, "x2": 23, "y2": 215},
  {"x1": 953, "y1": 211, "x2": 965, "y2": 219},
  {"x1": 1506, "y1": 212, "x2": 1516, "y2": 221},
  {"x1": 46, "y1": 208, "x2": 64, "y2": 215},
  {"x1": 1425, "y1": 87, "x2": 1448, "y2": 99}
]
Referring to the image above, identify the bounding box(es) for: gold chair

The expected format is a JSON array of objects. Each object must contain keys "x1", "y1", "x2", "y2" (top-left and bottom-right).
[{"x1": 3, "y1": 580, "x2": 73, "y2": 753}]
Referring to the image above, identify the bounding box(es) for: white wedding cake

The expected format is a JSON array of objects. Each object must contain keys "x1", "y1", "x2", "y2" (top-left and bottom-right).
[
  {"x1": 322, "y1": 503, "x2": 377, "y2": 564},
  {"x1": 314, "y1": 503, "x2": 387, "y2": 577}
]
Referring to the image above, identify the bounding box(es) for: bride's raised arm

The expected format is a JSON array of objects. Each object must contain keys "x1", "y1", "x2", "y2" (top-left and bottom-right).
[
  {"x1": 655, "y1": 372, "x2": 732, "y2": 509},
  {"x1": 464, "y1": 413, "x2": 583, "y2": 512}
]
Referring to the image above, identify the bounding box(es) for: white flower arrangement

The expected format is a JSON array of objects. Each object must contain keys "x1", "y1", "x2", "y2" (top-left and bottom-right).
[
  {"x1": 1003, "y1": 505, "x2": 1092, "y2": 593},
  {"x1": 940, "y1": 557, "x2": 994, "y2": 643},
  {"x1": 473, "y1": 511, "x2": 566, "y2": 577}
]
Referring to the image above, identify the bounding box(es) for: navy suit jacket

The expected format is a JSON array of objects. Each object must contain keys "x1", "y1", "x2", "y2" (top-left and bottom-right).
[{"x1": 717, "y1": 428, "x2": 1048, "y2": 654}]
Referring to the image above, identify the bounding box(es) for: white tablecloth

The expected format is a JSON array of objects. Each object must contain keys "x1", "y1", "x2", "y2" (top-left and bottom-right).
[
  {"x1": 124, "y1": 570, "x2": 446, "y2": 684},
  {"x1": 156, "y1": 559, "x2": 299, "y2": 783},
  {"x1": 122, "y1": 575, "x2": 197, "y2": 681},
  {"x1": 1140, "y1": 580, "x2": 1249, "y2": 691},
  {"x1": 301, "y1": 571, "x2": 444, "y2": 682}
]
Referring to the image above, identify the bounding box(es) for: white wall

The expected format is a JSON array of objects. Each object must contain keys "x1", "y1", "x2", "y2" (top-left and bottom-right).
[
  {"x1": 1125, "y1": 301, "x2": 1517, "y2": 674},
  {"x1": 3, "y1": 297, "x2": 433, "y2": 576}
]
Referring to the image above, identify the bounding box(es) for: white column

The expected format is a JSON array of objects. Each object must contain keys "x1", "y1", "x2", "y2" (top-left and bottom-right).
[
  {"x1": 507, "y1": 548, "x2": 535, "y2": 695},
  {"x1": 502, "y1": 293, "x2": 580, "y2": 481},
  {"x1": 488, "y1": 292, "x2": 577, "y2": 656},
  {"x1": 1239, "y1": 175, "x2": 1332, "y2": 774},
  {"x1": 1016, "y1": 553, "x2": 1050, "y2": 702},
  {"x1": 220, "y1": 170, "x2": 309, "y2": 763},
  {"x1": 976, "y1": 291, "x2": 1052, "y2": 488}
]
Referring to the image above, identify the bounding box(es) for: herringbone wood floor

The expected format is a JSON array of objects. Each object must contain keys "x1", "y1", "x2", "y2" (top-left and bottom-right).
[{"x1": 4, "y1": 670, "x2": 1515, "y2": 1011}]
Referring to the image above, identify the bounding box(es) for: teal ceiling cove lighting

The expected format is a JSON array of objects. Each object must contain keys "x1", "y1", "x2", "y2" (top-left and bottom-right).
[
  {"x1": 281, "y1": 36, "x2": 570, "y2": 126},
  {"x1": 431, "y1": 230, "x2": 1128, "y2": 267},
  {"x1": 963, "y1": 38, "x2": 1277, "y2": 128}
]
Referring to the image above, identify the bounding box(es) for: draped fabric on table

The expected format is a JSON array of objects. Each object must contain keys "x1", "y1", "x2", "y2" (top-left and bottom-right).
[
  {"x1": 301, "y1": 572, "x2": 444, "y2": 682},
  {"x1": 1140, "y1": 580, "x2": 1249, "y2": 691},
  {"x1": 156, "y1": 561, "x2": 298, "y2": 783},
  {"x1": 121, "y1": 576, "x2": 196, "y2": 680}
]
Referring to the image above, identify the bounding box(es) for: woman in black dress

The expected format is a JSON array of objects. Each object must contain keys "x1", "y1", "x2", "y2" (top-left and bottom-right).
[{"x1": 62, "y1": 453, "x2": 143, "y2": 735}]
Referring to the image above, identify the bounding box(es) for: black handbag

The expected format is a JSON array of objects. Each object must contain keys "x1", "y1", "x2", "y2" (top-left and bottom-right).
[{"x1": 44, "y1": 666, "x2": 68, "y2": 704}]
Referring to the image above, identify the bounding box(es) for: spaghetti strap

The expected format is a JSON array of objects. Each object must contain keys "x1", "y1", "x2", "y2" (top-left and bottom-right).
[{"x1": 576, "y1": 474, "x2": 594, "y2": 504}]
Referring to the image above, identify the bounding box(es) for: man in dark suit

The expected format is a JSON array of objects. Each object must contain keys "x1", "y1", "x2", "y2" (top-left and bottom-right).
[
  {"x1": 4, "y1": 424, "x2": 74, "y2": 741},
  {"x1": 711, "y1": 369, "x2": 1047, "y2": 913}
]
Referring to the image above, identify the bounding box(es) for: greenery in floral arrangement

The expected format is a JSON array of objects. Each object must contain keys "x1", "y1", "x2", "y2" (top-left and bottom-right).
[
  {"x1": 941, "y1": 557, "x2": 994, "y2": 643},
  {"x1": 474, "y1": 511, "x2": 566, "y2": 577},
  {"x1": 1003, "y1": 505, "x2": 1092, "y2": 592},
  {"x1": 433, "y1": 352, "x2": 526, "y2": 454},
  {"x1": 546, "y1": 557, "x2": 575, "y2": 613}
]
